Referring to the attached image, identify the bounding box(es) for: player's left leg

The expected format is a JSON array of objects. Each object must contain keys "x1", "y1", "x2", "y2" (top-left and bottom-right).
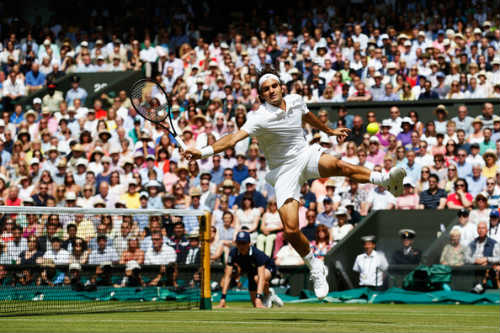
[
  {"x1": 278, "y1": 199, "x2": 329, "y2": 299},
  {"x1": 318, "y1": 154, "x2": 406, "y2": 196}
]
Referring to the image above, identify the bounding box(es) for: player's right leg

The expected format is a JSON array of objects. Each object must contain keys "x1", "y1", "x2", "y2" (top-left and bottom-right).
[
  {"x1": 318, "y1": 154, "x2": 406, "y2": 196},
  {"x1": 278, "y1": 199, "x2": 329, "y2": 299}
]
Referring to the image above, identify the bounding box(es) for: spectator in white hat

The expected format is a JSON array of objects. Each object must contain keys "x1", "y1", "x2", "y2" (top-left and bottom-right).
[
  {"x1": 396, "y1": 177, "x2": 419, "y2": 209},
  {"x1": 331, "y1": 207, "x2": 353, "y2": 245}
]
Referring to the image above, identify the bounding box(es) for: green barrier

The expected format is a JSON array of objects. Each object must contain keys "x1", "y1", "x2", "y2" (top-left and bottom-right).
[
  {"x1": 300, "y1": 287, "x2": 500, "y2": 305},
  {"x1": 18, "y1": 71, "x2": 143, "y2": 108},
  {"x1": 308, "y1": 98, "x2": 498, "y2": 124}
]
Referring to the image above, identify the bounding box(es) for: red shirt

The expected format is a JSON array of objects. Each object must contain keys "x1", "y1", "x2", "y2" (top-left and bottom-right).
[
  {"x1": 446, "y1": 192, "x2": 473, "y2": 207},
  {"x1": 95, "y1": 108, "x2": 107, "y2": 119},
  {"x1": 6, "y1": 198, "x2": 21, "y2": 206}
]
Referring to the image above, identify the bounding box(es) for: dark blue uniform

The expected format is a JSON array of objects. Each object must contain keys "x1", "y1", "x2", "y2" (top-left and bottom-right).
[{"x1": 227, "y1": 245, "x2": 276, "y2": 291}]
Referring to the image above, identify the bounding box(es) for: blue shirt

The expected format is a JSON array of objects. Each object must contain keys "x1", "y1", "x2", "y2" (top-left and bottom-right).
[
  {"x1": 211, "y1": 167, "x2": 224, "y2": 185},
  {"x1": 227, "y1": 245, "x2": 274, "y2": 275},
  {"x1": 232, "y1": 165, "x2": 249, "y2": 184},
  {"x1": 25, "y1": 70, "x2": 45, "y2": 87},
  {"x1": 65, "y1": 87, "x2": 88, "y2": 106},
  {"x1": 0, "y1": 149, "x2": 10, "y2": 166},
  {"x1": 316, "y1": 211, "x2": 336, "y2": 228},
  {"x1": 466, "y1": 175, "x2": 486, "y2": 198},
  {"x1": 183, "y1": 204, "x2": 208, "y2": 234},
  {"x1": 403, "y1": 161, "x2": 422, "y2": 183},
  {"x1": 9, "y1": 113, "x2": 24, "y2": 124},
  {"x1": 456, "y1": 161, "x2": 472, "y2": 179},
  {"x1": 234, "y1": 190, "x2": 267, "y2": 210}
]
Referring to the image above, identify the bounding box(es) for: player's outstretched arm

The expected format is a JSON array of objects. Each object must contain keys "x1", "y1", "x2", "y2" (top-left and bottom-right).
[
  {"x1": 302, "y1": 112, "x2": 350, "y2": 139},
  {"x1": 185, "y1": 129, "x2": 249, "y2": 160}
]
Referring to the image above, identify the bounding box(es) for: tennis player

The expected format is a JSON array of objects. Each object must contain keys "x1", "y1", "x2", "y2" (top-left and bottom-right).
[{"x1": 185, "y1": 68, "x2": 405, "y2": 299}]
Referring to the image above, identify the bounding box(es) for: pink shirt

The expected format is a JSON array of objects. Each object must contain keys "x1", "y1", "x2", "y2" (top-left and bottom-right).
[
  {"x1": 366, "y1": 150, "x2": 385, "y2": 167},
  {"x1": 396, "y1": 194, "x2": 420, "y2": 209}
]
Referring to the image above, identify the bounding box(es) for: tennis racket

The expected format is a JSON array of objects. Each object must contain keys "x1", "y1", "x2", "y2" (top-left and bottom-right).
[{"x1": 128, "y1": 78, "x2": 187, "y2": 151}]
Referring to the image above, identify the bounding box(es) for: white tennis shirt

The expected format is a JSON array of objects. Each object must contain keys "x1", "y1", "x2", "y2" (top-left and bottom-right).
[{"x1": 241, "y1": 94, "x2": 309, "y2": 170}]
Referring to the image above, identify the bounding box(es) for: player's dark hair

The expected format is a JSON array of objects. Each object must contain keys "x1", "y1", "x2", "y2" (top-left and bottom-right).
[{"x1": 256, "y1": 67, "x2": 282, "y2": 95}]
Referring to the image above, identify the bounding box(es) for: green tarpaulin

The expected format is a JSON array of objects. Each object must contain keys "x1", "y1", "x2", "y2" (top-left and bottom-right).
[{"x1": 0, "y1": 286, "x2": 497, "y2": 305}]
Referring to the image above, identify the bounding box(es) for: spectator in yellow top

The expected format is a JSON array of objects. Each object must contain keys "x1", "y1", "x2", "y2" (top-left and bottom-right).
[
  {"x1": 120, "y1": 179, "x2": 141, "y2": 209},
  {"x1": 482, "y1": 149, "x2": 499, "y2": 178}
]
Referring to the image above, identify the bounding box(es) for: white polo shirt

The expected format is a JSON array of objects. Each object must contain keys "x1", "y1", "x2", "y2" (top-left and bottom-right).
[
  {"x1": 353, "y1": 250, "x2": 389, "y2": 287},
  {"x1": 241, "y1": 94, "x2": 309, "y2": 170},
  {"x1": 144, "y1": 244, "x2": 177, "y2": 265}
]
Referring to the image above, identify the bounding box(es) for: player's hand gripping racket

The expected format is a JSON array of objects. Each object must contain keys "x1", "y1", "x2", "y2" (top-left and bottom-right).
[{"x1": 128, "y1": 78, "x2": 188, "y2": 151}]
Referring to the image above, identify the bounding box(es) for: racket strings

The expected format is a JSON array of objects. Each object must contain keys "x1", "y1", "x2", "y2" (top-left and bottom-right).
[{"x1": 130, "y1": 81, "x2": 169, "y2": 122}]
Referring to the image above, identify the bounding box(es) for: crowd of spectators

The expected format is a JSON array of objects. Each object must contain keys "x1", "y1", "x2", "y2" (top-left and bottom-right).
[{"x1": 0, "y1": 1, "x2": 500, "y2": 287}]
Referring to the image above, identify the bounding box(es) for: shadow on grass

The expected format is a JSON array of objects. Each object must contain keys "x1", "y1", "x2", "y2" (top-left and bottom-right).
[{"x1": 253, "y1": 317, "x2": 392, "y2": 324}]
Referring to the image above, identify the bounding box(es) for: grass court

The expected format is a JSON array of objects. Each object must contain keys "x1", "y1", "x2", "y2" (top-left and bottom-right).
[{"x1": 0, "y1": 302, "x2": 498, "y2": 333}]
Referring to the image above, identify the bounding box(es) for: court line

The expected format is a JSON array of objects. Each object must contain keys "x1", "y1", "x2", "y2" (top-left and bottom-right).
[{"x1": 0, "y1": 318, "x2": 497, "y2": 330}]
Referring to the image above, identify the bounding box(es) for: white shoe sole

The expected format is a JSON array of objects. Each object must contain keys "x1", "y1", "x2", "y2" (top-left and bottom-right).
[{"x1": 386, "y1": 167, "x2": 406, "y2": 197}]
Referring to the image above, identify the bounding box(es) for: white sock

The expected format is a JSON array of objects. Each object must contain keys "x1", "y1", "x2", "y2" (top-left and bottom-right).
[
  {"x1": 303, "y1": 250, "x2": 315, "y2": 269},
  {"x1": 369, "y1": 171, "x2": 384, "y2": 185}
]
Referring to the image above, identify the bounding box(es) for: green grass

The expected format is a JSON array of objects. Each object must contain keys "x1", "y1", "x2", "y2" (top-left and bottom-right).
[{"x1": 0, "y1": 303, "x2": 498, "y2": 333}]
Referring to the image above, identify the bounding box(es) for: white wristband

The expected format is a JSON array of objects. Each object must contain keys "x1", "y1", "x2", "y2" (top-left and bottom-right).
[{"x1": 200, "y1": 146, "x2": 214, "y2": 159}]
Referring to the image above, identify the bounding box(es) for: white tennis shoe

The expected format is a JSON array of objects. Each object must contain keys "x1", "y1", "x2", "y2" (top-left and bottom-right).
[
  {"x1": 269, "y1": 288, "x2": 284, "y2": 307},
  {"x1": 384, "y1": 167, "x2": 406, "y2": 197},
  {"x1": 309, "y1": 259, "x2": 329, "y2": 300},
  {"x1": 263, "y1": 293, "x2": 273, "y2": 308}
]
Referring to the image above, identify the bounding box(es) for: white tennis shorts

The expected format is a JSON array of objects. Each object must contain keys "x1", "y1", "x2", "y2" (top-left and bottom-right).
[{"x1": 265, "y1": 144, "x2": 326, "y2": 208}]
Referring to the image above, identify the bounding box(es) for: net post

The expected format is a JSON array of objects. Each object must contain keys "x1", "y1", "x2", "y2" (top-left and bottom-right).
[{"x1": 199, "y1": 211, "x2": 212, "y2": 310}]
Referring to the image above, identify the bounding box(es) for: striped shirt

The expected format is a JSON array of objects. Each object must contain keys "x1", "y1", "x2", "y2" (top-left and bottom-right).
[{"x1": 419, "y1": 188, "x2": 447, "y2": 209}]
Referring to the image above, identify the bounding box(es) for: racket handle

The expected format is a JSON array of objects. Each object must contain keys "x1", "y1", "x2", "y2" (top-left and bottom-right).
[{"x1": 174, "y1": 135, "x2": 188, "y2": 151}]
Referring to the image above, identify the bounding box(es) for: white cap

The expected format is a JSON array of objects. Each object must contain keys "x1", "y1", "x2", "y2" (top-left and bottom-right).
[
  {"x1": 76, "y1": 158, "x2": 88, "y2": 167},
  {"x1": 401, "y1": 116, "x2": 414, "y2": 125},
  {"x1": 474, "y1": 28, "x2": 482, "y2": 34},
  {"x1": 43, "y1": 39, "x2": 51, "y2": 46},
  {"x1": 403, "y1": 176, "x2": 415, "y2": 187},
  {"x1": 146, "y1": 180, "x2": 161, "y2": 188},
  {"x1": 80, "y1": 41, "x2": 89, "y2": 47},
  {"x1": 335, "y1": 207, "x2": 348, "y2": 216},
  {"x1": 97, "y1": 55, "x2": 104, "y2": 60},
  {"x1": 0, "y1": 119, "x2": 4, "y2": 127},
  {"x1": 387, "y1": 62, "x2": 397, "y2": 69},
  {"x1": 244, "y1": 177, "x2": 257, "y2": 186},
  {"x1": 126, "y1": 260, "x2": 141, "y2": 271},
  {"x1": 404, "y1": 40, "x2": 412, "y2": 46},
  {"x1": 369, "y1": 136, "x2": 380, "y2": 143},
  {"x1": 33, "y1": 97, "x2": 42, "y2": 104},
  {"x1": 109, "y1": 145, "x2": 121, "y2": 154},
  {"x1": 30, "y1": 158, "x2": 40, "y2": 165}
]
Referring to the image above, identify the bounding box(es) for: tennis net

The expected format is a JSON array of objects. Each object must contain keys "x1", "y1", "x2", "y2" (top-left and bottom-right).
[{"x1": 0, "y1": 206, "x2": 212, "y2": 316}]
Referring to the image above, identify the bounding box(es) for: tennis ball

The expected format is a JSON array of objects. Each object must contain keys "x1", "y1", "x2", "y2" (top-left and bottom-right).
[{"x1": 367, "y1": 122, "x2": 379, "y2": 135}]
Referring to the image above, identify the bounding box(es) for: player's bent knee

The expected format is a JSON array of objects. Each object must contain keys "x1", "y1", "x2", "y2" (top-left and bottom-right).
[{"x1": 283, "y1": 225, "x2": 300, "y2": 235}]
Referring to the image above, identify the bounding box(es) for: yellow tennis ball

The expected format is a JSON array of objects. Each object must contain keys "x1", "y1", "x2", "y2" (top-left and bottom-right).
[{"x1": 367, "y1": 122, "x2": 379, "y2": 135}]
